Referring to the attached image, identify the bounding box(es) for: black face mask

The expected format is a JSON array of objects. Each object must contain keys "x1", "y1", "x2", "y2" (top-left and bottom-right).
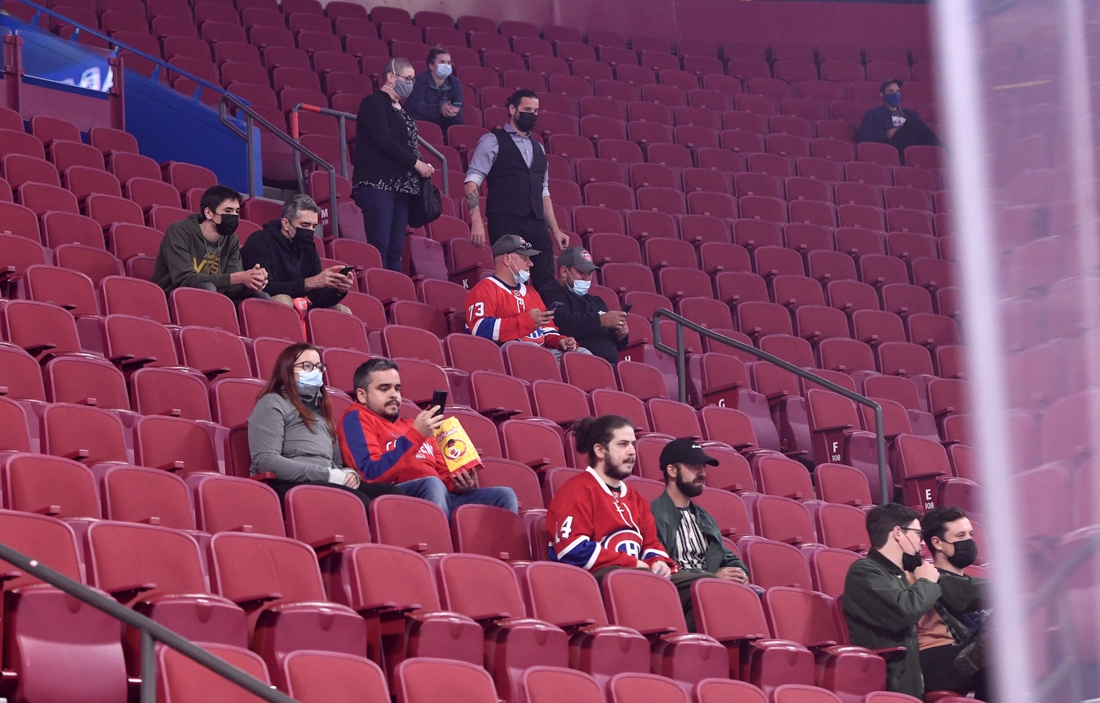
[
  {"x1": 902, "y1": 550, "x2": 924, "y2": 573},
  {"x1": 514, "y1": 111, "x2": 538, "y2": 134},
  {"x1": 292, "y1": 226, "x2": 315, "y2": 249},
  {"x1": 214, "y1": 213, "x2": 239, "y2": 238},
  {"x1": 944, "y1": 538, "x2": 978, "y2": 569}
]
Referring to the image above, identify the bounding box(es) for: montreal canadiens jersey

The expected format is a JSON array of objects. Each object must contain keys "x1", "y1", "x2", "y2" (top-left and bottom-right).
[
  {"x1": 546, "y1": 467, "x2": 677, "y2": 572},
  {"x1": 465, "y1": 276, "x2": 562, "y2": 347}
]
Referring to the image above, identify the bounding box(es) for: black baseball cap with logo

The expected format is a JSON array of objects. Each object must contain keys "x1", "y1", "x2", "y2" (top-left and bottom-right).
[
  {"x1": 659, "y1": 438, "x2": 719, "y2": 470},
  {"x1": 557, "y1": 246, "x2": 598, "y2": 272},
  {"x1": 491, "y1": 234, "x2": 540, "y2": 257}
]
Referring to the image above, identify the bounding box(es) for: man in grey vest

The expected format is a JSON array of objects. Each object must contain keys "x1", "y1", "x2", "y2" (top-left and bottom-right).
[{"x1": 463, "y1": 88, "x2": 570, "y2": 290}]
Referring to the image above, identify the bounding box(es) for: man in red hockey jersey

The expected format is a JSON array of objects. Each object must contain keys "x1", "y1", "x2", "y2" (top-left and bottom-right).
[
  {"x1": 546, "y1": 415, "x2": 677, "y2": 581},
  {"x1": 338, "y1": 358, "x2": 517, "y2": 518},
  {"x1": 464, "y1": 234, "x2": 578, "y2": 354}
]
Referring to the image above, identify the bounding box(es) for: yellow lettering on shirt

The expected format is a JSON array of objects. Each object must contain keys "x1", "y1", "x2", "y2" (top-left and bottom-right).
[{"x1": 194, "y1": 251, "x2": 221, "y2": 276}]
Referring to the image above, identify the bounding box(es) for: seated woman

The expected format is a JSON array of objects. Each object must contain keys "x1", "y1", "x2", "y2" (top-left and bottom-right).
[{"x1": 248, "y1": 342, "x2": 403, "y2": 509}]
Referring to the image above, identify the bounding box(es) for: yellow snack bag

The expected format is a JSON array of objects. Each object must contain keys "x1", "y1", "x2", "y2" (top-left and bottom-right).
[{"x1": 433, "y1": 416, "x2": 482, "y2": 474}]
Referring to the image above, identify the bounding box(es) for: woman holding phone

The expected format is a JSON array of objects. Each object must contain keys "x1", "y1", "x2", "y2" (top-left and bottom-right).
[
  {"x1": 248, "y1": 343, "x2": 403, "y2": 510},
  {"x1": 352, "y1": 57, "x2": 435, "y2": 272}
]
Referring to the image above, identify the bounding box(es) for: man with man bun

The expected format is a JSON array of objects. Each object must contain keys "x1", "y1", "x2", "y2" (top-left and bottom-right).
[{"x1": 546, "y1": 415, "x2": 676, "y2": 582}]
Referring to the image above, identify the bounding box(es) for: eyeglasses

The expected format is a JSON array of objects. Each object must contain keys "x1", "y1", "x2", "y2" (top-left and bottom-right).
[
  {"x1": 899, "y1": 527, "x2": 922, "y2": 534},
  {"x1": 397, "y1": 74, "x2": 416, "y2": 83},
  {"x1": 295, "y1": 361, "x2": 326, "y2": 372}
]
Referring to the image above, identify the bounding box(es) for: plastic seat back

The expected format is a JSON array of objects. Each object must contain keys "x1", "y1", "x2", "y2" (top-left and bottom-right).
[
  {"x1": 101, "y1": 465, "x2": 195, "y2": 529},
  {"x1": 283, "y1": 651, "x2": 389, "y2": 703},
  {"x1": 741, "y1": 538, "x2": 812, "y2": 589},
  {"x1": 451, "y1": 504, "x2": 531, "y2": 561},
  {"x1": 522, "y1": 561, "x2": 610, "y2": 627},
  {"x1": 609, "y1": 673, "x2": 690, "y2": 703},
  {"x1": 816, "y1": 503, "x2": 871, "y2": 553},
  {"x1": 437, "y1": 552, "x2": 527, "y2": 620},
  {"x1": 395, "y1": 658, "x2": 498, "y2": 703},
  {"x1": 522, "y1": 667, "x2": 604, "y2": 703},
  {"x1": 691, "y1": 578, "x2": 770, "y2": 642},
  {"x1": 369, "y1": 494, "x2": 453, "y2": 554},
  {"x1": 194, "y1": 474, "x2": 286, "y2": 536},
  {"x1": 284, "y1": 483, "x2": 372, "y2": 548},
  {"x1": 43, "y1": 403, "x2": 128, "y2": 464},
  {"x1": 135, "y1": 415, "x2": 219, "y2": 474},
  {"x1": 209, "y1": 531, "x2": 326, "y2": 603},
  {"x1": 1, "y1": 453, "x2": 100, "y2": 518},
  {"x1": 602, "y1": 567, "x2": 686, "y2": 635}
]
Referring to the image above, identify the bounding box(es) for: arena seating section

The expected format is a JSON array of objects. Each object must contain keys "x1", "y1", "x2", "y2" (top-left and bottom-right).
[{"x1": 0, "y1": 2, "x2": 986, "y2": 702}]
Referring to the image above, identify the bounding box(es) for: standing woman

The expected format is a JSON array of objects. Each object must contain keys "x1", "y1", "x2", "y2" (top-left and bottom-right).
[
  {"x1": 248, "y1": 342, "x2": 403, "y2": 510},
  {"x1": 352, "y1": 58, "x2": 435, "y2": 271}
]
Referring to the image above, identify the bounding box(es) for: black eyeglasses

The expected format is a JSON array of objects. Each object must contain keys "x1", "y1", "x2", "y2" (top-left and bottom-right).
[{"x1": 294, "y1": 361, "x2": 326, "y2": 372}]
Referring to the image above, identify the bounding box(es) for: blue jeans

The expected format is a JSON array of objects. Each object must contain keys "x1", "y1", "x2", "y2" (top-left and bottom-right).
[
  {"x1": 397, "y1": 476, "x2": 518, "y2": 519},
  {"x1": 355, "y1": 185, "x2": 410, "y2": 271}
]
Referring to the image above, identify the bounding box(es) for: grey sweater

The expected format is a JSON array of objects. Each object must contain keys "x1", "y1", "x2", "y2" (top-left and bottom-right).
[{"x1": 247, "y1": 392, "x2": 345, "y2": 481}]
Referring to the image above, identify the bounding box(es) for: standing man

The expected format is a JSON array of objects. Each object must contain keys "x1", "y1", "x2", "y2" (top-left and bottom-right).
[
  {"x1": 405, "y1": 47, "x2": 464, "y2": 132},
  {"x1": 843, "y1": 503, "x2": 942, "y2": 698},
  {"x1": 241, "y1": 194, "x2": 353, "y2": 313},
  {"x1": 917, "y1": 507, "x2": 989, "y2": 700},
  {"x1": 464, "y1": 88, "x2": 570, "y2": 290},
  {"x1": 152, "y1": 184, "x2": 269, "y2": 300},
  {"x1": 338, "y1": 358, "x2": 517, "y2": 518},
  {"x1": 546, "y1": 415, "x2": 677, "y2": 582},
  {"x1": 650, "y1": 439, "x2": 750, "y2": 630},
  {"x1": 465, "y1": 234, "x2": 578, "y2": 354},
  {"x1": 537, "y1": 246, "x2": 629, "y2": 364}
]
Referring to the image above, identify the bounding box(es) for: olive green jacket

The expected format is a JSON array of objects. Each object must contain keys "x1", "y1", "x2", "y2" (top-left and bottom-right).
[{"x1": 843, "y1": 550, "x2": 941, "y2": 698}]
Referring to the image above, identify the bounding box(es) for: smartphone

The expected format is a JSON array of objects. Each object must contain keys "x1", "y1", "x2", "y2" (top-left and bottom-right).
[
  {"x1": 548, "y1": 301, "x2": 564, "y2": 312},
  {"x1": 450, "y1": 102, "x2": 462, "y2": 108},
  {"x1": 622, "y1": 303, "x2": 633, "y2": 314},
  {"x1": 430, "y1": 390, "x2": 448, "y2": 416},
  {"x1": 339, "y1": 266, "x2": 354, "y2": 276}
]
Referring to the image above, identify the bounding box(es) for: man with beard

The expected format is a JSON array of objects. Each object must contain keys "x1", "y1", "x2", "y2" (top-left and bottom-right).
[
  {"x1": 649, "y1": 439, "x2": 750, "y2": 630},
  {"x1": 241, "y1": 194, "x2": 353, "y2": 313},
  {"x1": 546, "y1": 415, "x2": 677, "y2": 583},
  {"x1": 338, "y1": 358, "x2": 517, "y2": 518}
]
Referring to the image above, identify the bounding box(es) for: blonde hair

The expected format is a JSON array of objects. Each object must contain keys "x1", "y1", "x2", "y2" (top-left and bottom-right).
[{"x1": 385, "y1": 58, "x2": 414, "y2": 81}]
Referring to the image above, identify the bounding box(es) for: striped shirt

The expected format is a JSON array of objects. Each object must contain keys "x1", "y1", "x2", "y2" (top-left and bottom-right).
[{"x1": 674, "y1": 507, "x2": 708, "y2": 571}]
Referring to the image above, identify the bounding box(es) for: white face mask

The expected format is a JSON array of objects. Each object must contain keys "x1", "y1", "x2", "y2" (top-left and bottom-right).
[
  {"x1": 297, "y1": 368, "x2": 324, "y2": 389},
  {"x1": 508, "y1": 258, "x2": 530, "y2": 285}
]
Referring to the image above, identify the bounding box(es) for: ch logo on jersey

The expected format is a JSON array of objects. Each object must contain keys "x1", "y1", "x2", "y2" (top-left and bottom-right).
[{"x1": 601, "y1": 529, "x2": 643, "y2": 558}]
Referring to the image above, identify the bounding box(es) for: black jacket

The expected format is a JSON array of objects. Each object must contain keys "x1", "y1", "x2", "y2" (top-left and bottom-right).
[
  {"x1": 405, "y1": 70, "x2": 464, "y2": 123},
  {"x1": 240, "y1": 220, "x2": 346, "y2": 308},
  {"x1": 536, "y1": 280, "x2": 627, "y2": 364},
  {"x1": 352, "y1": 92, "x2": 418, "y2": 185},
  {"x1": 858, "y1": 105, "x2": 922, "y2": 143}
]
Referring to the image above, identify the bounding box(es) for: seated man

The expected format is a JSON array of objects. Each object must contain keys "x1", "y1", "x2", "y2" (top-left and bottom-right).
[
  {"x1": 338, "y1": 358, "x2": 517, "y2": 518},
  {"x1": 917, "y1": 507, "x2": 989, "y2": 700},
  {"x1": 405, "y1": 46, "x2": 464, "y2": 131},
  {"x1": 844, "y1": 503, "x2": 942, "y2": 699},
  {"x1": 465, "y1": 234, "x2": 578, "y2": 354},
  {"x1": 858, "y1": 78, "x2": 941, "y2": 159},
  {"x1": 547, "y1": 415, "x2": 677, "y2": 582},
  {"x1": 650, "y1": 439, "x2": 750, "y2": 630},
  {"x1": 152, "y1": 184, "x2": 269, "y2": 300},
  {"x1": 241, "y1": 193, "x2": 353, "y2": 313},
  {"x1": 537, "y1": 246, "x2": 629, "y2": 365}
]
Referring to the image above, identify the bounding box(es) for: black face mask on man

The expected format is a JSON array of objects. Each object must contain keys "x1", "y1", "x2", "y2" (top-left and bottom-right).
[
  {"x1": 514, "y1": 110, "x2": 538, "y2": 134},
  {"x1": 213, "y1": 213, "x2": 238, "y2": 238},
  {"x1": 902, "y1": 550, "x2": 924, "y2": 573},
  {"x1": 943, "y1": 538, "x2": 978, "y2": 569},
  {"x1": 291, "y1": 226, "x2": 314, "y2": 249}
]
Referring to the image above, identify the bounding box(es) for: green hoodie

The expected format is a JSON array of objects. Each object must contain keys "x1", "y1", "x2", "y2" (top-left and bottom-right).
[{"x1": 151, "y1": 213, "x2": 247, "y2": 296}]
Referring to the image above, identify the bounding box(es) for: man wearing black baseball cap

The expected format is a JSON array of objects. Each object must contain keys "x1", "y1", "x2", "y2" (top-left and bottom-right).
[
  {"x1": 650, "y1": 438, "x2": 750, "y2": 630},
  {"x1": 465, "y1": 234, "x2": 578, "y2": 353},
  {"x1": 537, "y1": 246, "x2": 629, "y2": 365}
]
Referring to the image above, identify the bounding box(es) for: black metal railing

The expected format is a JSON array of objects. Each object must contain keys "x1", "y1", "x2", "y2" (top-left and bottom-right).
[
  {"x1": 3, "y1": 0, "x2": 341, "y2": 235},
  {"x1": 651, "y1": 308, "x2": 889, "y2": 504},
  {"x1": 0, "y1": 540, "x2": 297, "y2": 703},
  {"x1": 288, "y1": 103, "x2": 449, "y2": 196}
]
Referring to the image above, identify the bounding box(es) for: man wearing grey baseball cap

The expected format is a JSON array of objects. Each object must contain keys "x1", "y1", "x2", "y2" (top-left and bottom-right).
[
  {"x1": 650, "y1": 438, "x2": 750, "y2": 630},
  {"x1": 464, "y1": 234, "x2": 579, "y2": 354},
  {"x1": 536, "y1": 246, "x2": 629, "y2": 365}
]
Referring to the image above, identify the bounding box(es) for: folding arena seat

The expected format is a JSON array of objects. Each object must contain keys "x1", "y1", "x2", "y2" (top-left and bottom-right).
[
  {"x1": 1, "y1": 452, "x2": 101, "y2": 519},
  {"x1": 588, "y1": 233, "x2": 642, "y2": 267},
  {"x1": 499, "y1": 419, "x2": 567, "y2": 472},
  {"x1": 816, "y1": 503, "x2": 873, "y2": 553},
  {"x1": 134, "y1": 414, "x2": 219, "y2": 474},
  {"x1": 860, "y1": 257, "x2": 912, "y2": 290},
  {"x1": 41, "y1": 402, "x2": 129, "y2": 464},
  {"x1": 843, "y1": 162, "x2": 890, "y2": 188},
  {"x1": 754, "y1": 455, "x2": 815, "y2": 501},
  {"x1": 444, "y1": 333, "x2": 506, "y2": 375},
  {"x1": 763, "y1": 589, "x2": 886, "y2": 700},
  {"x1": 752, "y1": 494, "x2": 818, "y2": 546},
  {"x1": 645, "y1": 398, "x2": 702, "y2": 439},
  {"x1": 237, "y1": 297, "x2": 305, "y2": 342},
  {"x1": 451, "y1": 504, "x2": 531, "y2": 561},
  {"x1": 805, "y1": 252, "x2": 857, "y2": 286},
  {"x1": 206, "y1": 530, "x2": 366, "y2": 688},
  {"x1": 906, "y1": 313, "x2": 959, "y2": 351},
  {"x1": 816, "y1": 463, "x2": 875, "y2": 508},
  {"x1": 583, "y1": 182, "x2": 635, "y2": 210},
  {"x1": 558, "y1": 352, "x2": 616, "y2": 392},
  {"x1": 0, "y1": 510, "x2": 128, "y2": 703},
  {"x1": 43, "y1": 353, "x2": 133, "y2": 414},
  {"x1": 785, "y1": 178, "x2": 831, "y2": 205},
  {"x1": 179, "y1": 326, "x2": 253, "y2": 380},
  {"x1": 504, "y1": 344, "x2": 562, "y2": 384},
  {"x1": 741, "y1": 538, "x2": 814, "y2": 591},
  {"x1": 3, "y1": 299, "x2": 86, "y2": 360}
]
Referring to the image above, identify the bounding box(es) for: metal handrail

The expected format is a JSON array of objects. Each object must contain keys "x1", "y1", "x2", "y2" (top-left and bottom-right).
[
  {"x1": 4, "y1": 0, "x2": 339, "y2": 226},
  {"x1": 651, "y1": 307, "x2": 889, "y2": 504},
  {"x1": 288, "y1": 103, "x2": 449, "y2": 195},
  {"x1": 0, "y1": 539, "x2": 297, "y2": 703}
]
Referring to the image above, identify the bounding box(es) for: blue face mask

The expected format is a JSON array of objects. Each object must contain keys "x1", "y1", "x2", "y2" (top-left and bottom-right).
[
  {"x1": 297, "y1": 368, "x2": 324, "y2": 389},
  {"x1": 571, "y1": 277, "x2": 591, "y2": 296},
  {"x1": 884, "y1": 92, "x2": 901, "y2": 107},
  {"x1": 434, "y1": 63, "x2": 452, "y2": 79}
]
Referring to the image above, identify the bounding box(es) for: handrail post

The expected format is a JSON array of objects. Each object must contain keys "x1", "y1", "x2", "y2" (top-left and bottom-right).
[
  {"x1": 337, "y1": 114, "x2": 349, "y2": 180},
  {"x1": 245, "y1": 113, "x2": 255, "y2": 198},
  {"x1": 140, "y1": 629, "x2": 156, "y2": 703},
  {"x1": 649, "y1": 307, "x2": 889, "y2": 503},
  {"x1": 328, "y1": 167, "x2": 340, "y2": 238},
  {"x1": 873, "y1": 405, "x2": 889, "y2": 504}
]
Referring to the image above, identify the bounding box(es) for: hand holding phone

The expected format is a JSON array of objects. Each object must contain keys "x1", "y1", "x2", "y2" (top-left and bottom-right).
[
  {"x1": 340, "y1": 266, "x2": 354, "y2": 276},
  {"x1": 430, "y1": 390, "x2": 448, "y2": 417},
  {"x1": 622, "y1": 303, "x2": 633, "y2": 314}
]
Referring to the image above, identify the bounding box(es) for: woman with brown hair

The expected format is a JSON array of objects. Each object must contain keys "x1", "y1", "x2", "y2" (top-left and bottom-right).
[{"x1": 248, "y1": 342, "x2": 402, "y2": 509}]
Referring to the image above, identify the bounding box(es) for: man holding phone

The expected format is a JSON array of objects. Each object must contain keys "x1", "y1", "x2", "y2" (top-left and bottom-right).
[
  {"x1": 537, "y1": 246, "x2": 629, "y2": 364},
  {"x1": 241, "y1": 193, "x2": 354, "y2": 313},
  {"x1": 339, "y1": 358, "x2": 518, "y2": 518}
]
